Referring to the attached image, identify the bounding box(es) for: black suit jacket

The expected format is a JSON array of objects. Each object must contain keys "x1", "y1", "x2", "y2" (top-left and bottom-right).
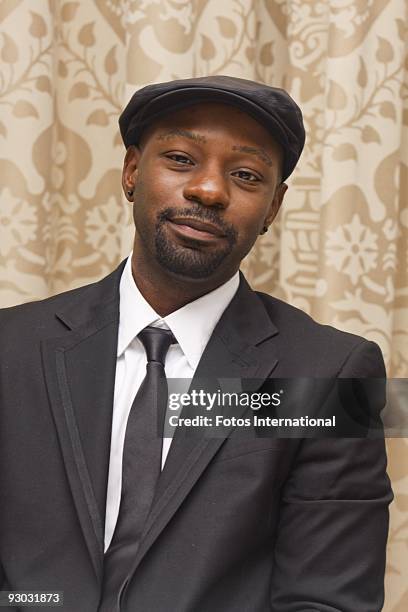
[{"x1": 0, "y1": 261, "x2": 392, "y2": 611}]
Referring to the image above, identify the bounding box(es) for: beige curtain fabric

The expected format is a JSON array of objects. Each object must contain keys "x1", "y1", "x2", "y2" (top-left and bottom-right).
[{"x1": 0, "y1": 1, "x2": 407, "y2": 608}]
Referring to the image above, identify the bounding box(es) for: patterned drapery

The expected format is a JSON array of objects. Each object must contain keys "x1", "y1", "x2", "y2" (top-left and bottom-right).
[{"x1": 0, "y1": 1, "x2": 407, "y2": 608}]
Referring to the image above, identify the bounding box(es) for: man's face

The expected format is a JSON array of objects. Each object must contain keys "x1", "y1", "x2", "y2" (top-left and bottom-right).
[{"x1": 122, "y1": 101, "x2": 287, "y2": 284}]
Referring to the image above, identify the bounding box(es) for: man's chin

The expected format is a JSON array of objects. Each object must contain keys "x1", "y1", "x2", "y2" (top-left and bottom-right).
[
  {"x1": 155, "y1": 242, "x2": 230, "y2": 280},
  {"x1": 156, "y1": 254, "x2": 223, "y2": 280},
  {"x1": 153, "y1": 219, "x2": 236, "y2": 281}
]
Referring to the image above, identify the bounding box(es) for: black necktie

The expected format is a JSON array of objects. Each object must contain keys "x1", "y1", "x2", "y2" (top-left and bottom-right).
[{"x1": 99, "y1": 326, "x2": 176, "y2": 611}]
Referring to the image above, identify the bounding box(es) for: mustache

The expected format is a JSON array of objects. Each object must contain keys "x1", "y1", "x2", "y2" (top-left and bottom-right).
[{"x1": 157, "y1": 206, "x2": 237, "y2": 242}]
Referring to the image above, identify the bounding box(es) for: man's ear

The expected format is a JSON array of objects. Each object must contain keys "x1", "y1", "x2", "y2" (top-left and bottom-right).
[
  {"x1": 262, "y1": 182, "x2": 288, "y2": 233},
  {"x1": 122, "y1": 145, "x2": 141, "y2": 201}
]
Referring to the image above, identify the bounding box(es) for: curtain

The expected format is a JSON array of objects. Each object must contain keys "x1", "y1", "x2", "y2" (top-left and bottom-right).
[{"x1": 0, "y1": 1, "x2": 407, "y2": 608}]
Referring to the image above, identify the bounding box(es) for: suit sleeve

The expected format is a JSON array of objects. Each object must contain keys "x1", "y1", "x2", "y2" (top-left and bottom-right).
[{"x1": 269, "y1": 340, "x2": 393, "y2": 612}]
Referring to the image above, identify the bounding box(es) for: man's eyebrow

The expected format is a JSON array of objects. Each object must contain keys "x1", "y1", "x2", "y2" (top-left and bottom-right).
[
  {"x1": 232, "y1": 145, "x2": 273, "y2": 167},
  {"x1": 156, "y1": 129, "x2": 207, "y2": 144}
]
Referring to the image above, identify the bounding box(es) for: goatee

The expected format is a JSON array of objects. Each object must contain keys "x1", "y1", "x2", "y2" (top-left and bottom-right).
[{"x1": 154, "y1": 206, "x2": 237, "y2": 279}]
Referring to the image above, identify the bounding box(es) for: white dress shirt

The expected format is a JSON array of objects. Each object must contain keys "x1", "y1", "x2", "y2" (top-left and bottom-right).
[{"x1": 104, "y1": 255, "x2": 239, "y2": 551}]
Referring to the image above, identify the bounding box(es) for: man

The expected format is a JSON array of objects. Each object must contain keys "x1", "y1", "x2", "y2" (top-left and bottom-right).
[{"x1": 0, "y1": 76, "x2": 392, "y2": 611}]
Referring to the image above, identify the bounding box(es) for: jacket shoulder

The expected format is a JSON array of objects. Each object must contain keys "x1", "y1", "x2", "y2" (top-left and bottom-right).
[
  {"x1": 255, "y1": 290, "x2": 384, "y2": 376},
  {"x1": 0, "y1": 260, "x2": 124, "y2": 339},
  {"x1": 0, "y1": 280, "x2": 97, "y2": 329}
]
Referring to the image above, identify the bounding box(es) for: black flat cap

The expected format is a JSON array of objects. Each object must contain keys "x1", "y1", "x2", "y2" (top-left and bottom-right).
[{"x1": 119, "y1": 75, "x2": 305, "y2": 181}]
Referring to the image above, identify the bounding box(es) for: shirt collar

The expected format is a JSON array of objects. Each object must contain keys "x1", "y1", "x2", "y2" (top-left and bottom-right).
[{"x1": 117, "y1": 255, "x2": 240, "y2": 369}]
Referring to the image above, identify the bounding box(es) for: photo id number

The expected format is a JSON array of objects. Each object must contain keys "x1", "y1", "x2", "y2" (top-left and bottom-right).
[{"x1": 0, "y1": 591, "x2": 63, "y2": 607}]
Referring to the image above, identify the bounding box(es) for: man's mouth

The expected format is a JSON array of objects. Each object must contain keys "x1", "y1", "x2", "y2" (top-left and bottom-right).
[{"x1": 167, "y1": 216, "x2": 226, "y2": 242}]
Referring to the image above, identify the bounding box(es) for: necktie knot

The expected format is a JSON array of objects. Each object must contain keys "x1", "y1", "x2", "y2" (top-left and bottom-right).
[{"x1": 138, "y1": 326, "x2": 176, "y2": 365}]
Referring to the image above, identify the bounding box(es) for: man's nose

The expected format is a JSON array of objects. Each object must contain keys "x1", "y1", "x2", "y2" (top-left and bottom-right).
[{"x1": 183, "y1": 167, "x2": 229, "y2": 209}]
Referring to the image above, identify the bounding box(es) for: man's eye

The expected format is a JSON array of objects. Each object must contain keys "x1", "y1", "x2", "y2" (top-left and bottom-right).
[
  {"x1": 233, "y1": 170, "x2": 260, "y2": 183},
  {"x1": 166, "y1": 154, "x2": 193, "y2": 165}
]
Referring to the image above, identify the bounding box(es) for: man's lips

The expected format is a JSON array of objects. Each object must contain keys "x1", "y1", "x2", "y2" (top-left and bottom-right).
[{"x1": 167, "y1": 217, "x2": 226, "y2": 241}]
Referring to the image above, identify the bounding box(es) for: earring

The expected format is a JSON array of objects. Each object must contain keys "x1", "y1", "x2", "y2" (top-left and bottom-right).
[
  {"x1": 127, "y1": 189, "x2": 134, "y2": 197},
  {"x1": 261, "y1": 225, "x2": 268, "y2": 235}
]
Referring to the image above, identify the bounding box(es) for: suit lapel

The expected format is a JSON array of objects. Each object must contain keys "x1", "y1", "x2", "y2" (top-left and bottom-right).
[
  {"x1": 41, "y1": 262, "x2": 125, "y2": 582},
  {"x1": 126, "y1": 273, "x2": 280, "y2": 579}
]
